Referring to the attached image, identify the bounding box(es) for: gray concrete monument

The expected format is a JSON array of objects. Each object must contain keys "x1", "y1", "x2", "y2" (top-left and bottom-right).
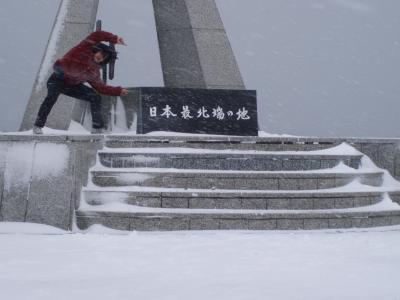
[
  {"x1": 20, "y1": 0, "x2": 99, "y2": 131},
  {"x1": 152, "y1": 0, "x2": 245, "y2": 89},
  {"x1": 20, "y1": 0, "x2": 245, "y2": 131}
]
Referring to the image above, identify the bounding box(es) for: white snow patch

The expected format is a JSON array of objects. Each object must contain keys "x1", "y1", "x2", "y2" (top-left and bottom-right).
[
  {"x1": 113, "y1": 130, "x2": 296, "y2": 137},
  {"x1": 33, "y1": 143, "x2": 69, "y2": 178},
  {"x1": 371, "y1": 193, "x2": 400, "y2": 210},
  {"x1": 2, "y1": 142, "x2": 70, "y2": 190},
  {"x1": 258, "y1": 130, "x2": 296, "y2": 137},
  {"x1": 82, "y1": 180, "x2": 400, "y2": 195},
  {"x1": 68, "y1": 120, "x2": 90, "y2": 134},
  {"x1": 79, "y1": 192, "x2": 399, "y2": 214},
  {"x1": 113, "y1": 173, "x2": 154, "y2": 185},
  {"x1": 118, "y1": 173, "x2": 153, "y2": 184},
  {"x1": 83, "y1": 191, "x2": 129, "y2": 205},
  {"x1": 4, "y1": 126, "x2": 91, "y2": 136},
  {"x1": 90, "y1": 163, "x2": 370, "y2": 175},
  {"x1": 3, "y1": 143, "x2": 34, "y2": 192},
  {"x1": 100, "y1": 142, "x2": 361, "y2": 156},
  {"x1": 145, "y1": 131, "x2": 239, "y2": 137},
  {"x1": 110, "y1": 97, "x2": 129, "y2": 133},
  {"x1": 2, "y1": 229, "x2": 400, "y2": 299},
  {"x1": 382, "y1": 170, "x2": 400, "y2": 189},
  {"x1": 77, "y1": 224, "x2": 131, "y2": 235},
  {"x1": 0, "y1": 222, "x2": 67, "y2": 235},
  {"x1": 360, "y1": 154, "x2": 400, "y2": 189}
]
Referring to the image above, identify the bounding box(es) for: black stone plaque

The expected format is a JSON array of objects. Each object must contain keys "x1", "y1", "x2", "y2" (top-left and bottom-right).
[{"x1": 133, "y1": 87, "x2": 258, "y2": 136}]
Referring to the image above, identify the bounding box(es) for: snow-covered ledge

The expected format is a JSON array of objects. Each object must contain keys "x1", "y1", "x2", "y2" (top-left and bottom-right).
[{"x1": 0, "y1": 134, "x2": 103, "y2": 230}]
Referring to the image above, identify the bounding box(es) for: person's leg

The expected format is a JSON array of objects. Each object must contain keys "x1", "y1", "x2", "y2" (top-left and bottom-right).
[
  {"x1": 34, "y1": 74, "x2": 64, "y2": 128},
  {"x1": 62, "y1": 84, "x2": 104, "y2": 129}
]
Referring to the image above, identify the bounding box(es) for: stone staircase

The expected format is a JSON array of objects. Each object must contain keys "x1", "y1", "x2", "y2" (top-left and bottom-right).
[{"x1": 76, "y1": 135, "x2": 400, "y2": 231}]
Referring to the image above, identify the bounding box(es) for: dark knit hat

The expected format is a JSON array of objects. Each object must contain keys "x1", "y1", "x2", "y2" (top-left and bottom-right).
[{"x1": 92, "y1": 43, "x2": 118, "y2": 65}]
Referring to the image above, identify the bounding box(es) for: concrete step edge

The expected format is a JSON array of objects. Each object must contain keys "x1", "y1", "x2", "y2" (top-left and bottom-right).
[
  {"x1": 82, "y1": 188, "x2": 385, "y2": 198},
  {"x1": 98, "y1": 151, "x2": 362, "y2": 159},
  {"x1": 82, "y1": 189, "x2": 384, "y2": 210},
  {"x1": 75, "y1": 209, "x2": 400, "y2": 219},
  {"x1": 90, "y1": 169, "x2": 383, "y2": 178},
  {"x1": 75, "y1": 209, "x2": 400, "y2": 230}
]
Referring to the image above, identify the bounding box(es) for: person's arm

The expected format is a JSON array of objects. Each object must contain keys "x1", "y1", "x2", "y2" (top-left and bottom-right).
[
  {"x1": 88, "y1": 74, "x2": 128, "y2": 96},
  {"x1": 87, "y1": 31, "x2": 119, "y2": 45},
  {"x1": 89, "y1": 78, "x2": 123, "y2": 96},
  {"x1": 81, "y1": 31, "x2": 119, "y2": 47}
]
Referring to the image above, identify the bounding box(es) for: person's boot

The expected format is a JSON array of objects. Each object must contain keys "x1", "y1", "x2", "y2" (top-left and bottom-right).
[{"x1": 33, "y1": 126, "x2": 43, "y2": 135}]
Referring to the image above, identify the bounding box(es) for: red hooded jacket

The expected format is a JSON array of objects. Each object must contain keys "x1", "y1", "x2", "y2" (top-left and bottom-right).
[{"x1": 55, "y1": 31, "x2": 122, "y2": 96}]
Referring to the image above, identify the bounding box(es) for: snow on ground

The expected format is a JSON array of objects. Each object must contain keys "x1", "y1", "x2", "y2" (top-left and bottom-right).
[
  {"x1": 0, "y1": 222, "x2": 66, "y2": 235},
  {"x1": 1, "y1": 127, "x2": 293, "y2": 138},
  {"x1": 1, "y1": 222, "x2": 400, "y2": 300},
  {"x1": 79, "y1": 192, "x2": 400, "y2": 214},
  {"x1": 99, "y1": 142, "x2": 361, "y2": 155},
  {"x1": 83, "y1": 180, "x2": 400, "y2": 195}
]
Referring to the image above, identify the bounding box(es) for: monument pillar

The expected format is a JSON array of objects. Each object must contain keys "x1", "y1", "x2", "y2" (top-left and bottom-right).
[
  {"x1": 20, "y1": 0, "x2": 255, "y2": 135},
  {"x1": 20, "y1": 0, "x2": 99, "y2": 131},
  {"x1": 152, "y1": 0, "x2": 245, "y2": 90}
]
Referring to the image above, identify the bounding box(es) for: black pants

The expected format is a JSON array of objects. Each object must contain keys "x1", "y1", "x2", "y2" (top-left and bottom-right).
[{"x1": 34, "y1": 73, "x2": 104, "y2": 129}]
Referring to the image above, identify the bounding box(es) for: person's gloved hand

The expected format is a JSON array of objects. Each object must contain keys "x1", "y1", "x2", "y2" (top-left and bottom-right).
[{"x1": 117, "y1": 37, "x2": 127, "y2": 46}]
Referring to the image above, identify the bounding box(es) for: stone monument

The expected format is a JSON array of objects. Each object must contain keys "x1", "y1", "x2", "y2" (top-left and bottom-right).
[
  {"x1": 20, "y1": 0, "x2": 259, "y2": 136},
  {"x1": 152, "y1": 0, "x2": 245, "y2": 90},
  {"x1": 20, "y1": 0, "x2": 99, "y2": 132}
]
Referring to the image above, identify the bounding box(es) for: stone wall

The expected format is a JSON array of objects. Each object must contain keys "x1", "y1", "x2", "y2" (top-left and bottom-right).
[
  {"x1": 0, "y1": 135, "x2": 102, "y2": 230},
  {"x1": 315, "y1": 137, "x2": 400, "y2": 180},
  {"x1": 0, "y1": 134, "x2": 399, "y2": 230}
]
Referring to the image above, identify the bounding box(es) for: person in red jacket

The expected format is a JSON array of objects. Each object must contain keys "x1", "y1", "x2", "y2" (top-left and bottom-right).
[{"x1": 33, "y1": 30, "x2": 129, "y2": 134}]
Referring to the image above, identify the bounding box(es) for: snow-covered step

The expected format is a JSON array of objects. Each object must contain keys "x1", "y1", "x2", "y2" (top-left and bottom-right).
[
  {"x1": 98, "y1": 148, "x2": 362, "y2": 171},
  {"x1": 90, "y1": 168, "x2": 383, "y2": 190},
  {"x1": 76, "y1": 137, "x2": 400, "y2": 231},
  {"x1": 76, "y1": 200, "x2": 400, "y2": 231},
  {"x1": 105, "y1": 135, "x2": 340, "y2": 151},
  {"x1": 82, "y1": 188, "x2": 384, "y2": 210}
]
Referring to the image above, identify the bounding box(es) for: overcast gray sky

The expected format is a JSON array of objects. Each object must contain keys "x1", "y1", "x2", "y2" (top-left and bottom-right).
[{"x1": 0, "y1": 0, "x2": 399, "y2": 137}]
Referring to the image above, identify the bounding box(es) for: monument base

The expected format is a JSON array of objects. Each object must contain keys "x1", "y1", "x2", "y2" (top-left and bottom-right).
[{"x1": 120, "y1": 87, "x2": 258, "y2": 136}]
